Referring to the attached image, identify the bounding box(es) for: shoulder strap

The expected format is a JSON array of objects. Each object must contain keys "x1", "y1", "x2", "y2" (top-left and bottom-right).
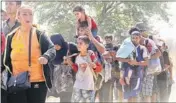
[
  {"x1": 28, "y1": 28, "x2": 33, "y2": 67},
  {"x1": 67, "y1": 42, "x2": 70, "y2": 56},
  {"x1": 87, "y1": 50, "x2": 94, "y2": 62},
  {"x1": 6, "y1": 27, "x2": 20, "y2": 37},
  {"x1": 87, "y1": 51, "x2": 98, "y2": 80}
]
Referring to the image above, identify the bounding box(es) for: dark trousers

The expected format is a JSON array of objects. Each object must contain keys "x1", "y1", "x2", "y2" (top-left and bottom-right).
[
  {"x1": 167, "y1": 84, "x2": 172, "y2": 101},
  {"x1": 157, "y1": 79, "x2": 168, "y2": 102},
  {"x1": 1, "y1": 89, "x2": 8, "y2": 103},
  {"x1": 98, "y1": 81, "x2": 113, "y2": 102},
  {"x1": 7, "y1": 82, "x2": 47, "y2": 103}
]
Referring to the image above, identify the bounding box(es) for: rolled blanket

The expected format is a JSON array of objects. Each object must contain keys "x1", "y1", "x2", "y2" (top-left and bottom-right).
[{"x1": 116, "y1": 37, "x2": 135, "y2": 58}]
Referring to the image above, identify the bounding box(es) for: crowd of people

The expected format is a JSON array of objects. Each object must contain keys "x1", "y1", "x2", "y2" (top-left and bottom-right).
[{"x1": 1, "y1": 1, "x2": 174, "y2": 103}]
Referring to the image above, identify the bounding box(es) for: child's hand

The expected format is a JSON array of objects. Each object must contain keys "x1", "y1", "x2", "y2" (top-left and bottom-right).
[
  {"x1": 109, "y1": 51, "x2": 116, "y2": 57},
  {"x1": 89, "y1": 62, "x2": 97, "y2": 69},
  {"x1": 119, "y1": 78, "x2": 126, "y2": 86},
  {"x1": 63, "y1": 56, "x2": 73, "y2": 66}
]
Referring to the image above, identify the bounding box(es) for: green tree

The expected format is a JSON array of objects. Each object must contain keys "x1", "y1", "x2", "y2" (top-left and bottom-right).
[{"x1": 27, "y1": 1, "x2": 169, "y2": 43}]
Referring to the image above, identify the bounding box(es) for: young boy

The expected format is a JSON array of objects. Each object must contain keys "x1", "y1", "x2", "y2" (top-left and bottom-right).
[
  {"x1": 75, "y1": 23, "x2": 88, "y2": 38},
  {"x1": 104, "y1": 34, "x2": 114, "y2": 51},
  {"x1": 103, "y1": 34, "x2": 114, "y2": 82},
  {"x1": 67, "y1": 36, "x2": 102, "y2": 102}
]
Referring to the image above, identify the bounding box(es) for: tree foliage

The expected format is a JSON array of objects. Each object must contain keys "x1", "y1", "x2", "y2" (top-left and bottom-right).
[{"x1": 27, "y1": 1, "x2": 169, "y2": 43}]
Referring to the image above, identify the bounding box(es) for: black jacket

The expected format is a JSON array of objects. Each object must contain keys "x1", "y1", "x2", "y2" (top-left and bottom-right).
[{"x1": 3, "y1": 28, "x2": 56, "y2": 89}]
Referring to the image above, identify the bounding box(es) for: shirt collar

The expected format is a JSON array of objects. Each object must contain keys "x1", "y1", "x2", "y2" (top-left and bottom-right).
[{"x1": 6, "y1": 19, "x2": 20, "y2": 27}]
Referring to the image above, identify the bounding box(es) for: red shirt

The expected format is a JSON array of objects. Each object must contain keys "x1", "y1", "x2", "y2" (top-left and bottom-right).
[
  {"x1": 91, "y1": 17, "x2": 97, "y2": 30},
  {"x1": 78, "y1": 15, "x2": 98, "y2": 30},
  {"x1": 72, "y1": 51, "x2": 102, "y2": 73}
]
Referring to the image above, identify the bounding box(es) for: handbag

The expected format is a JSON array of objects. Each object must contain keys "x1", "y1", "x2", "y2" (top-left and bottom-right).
[
  {"x1": 7, "y1": 28, "x2": 33, "y2": 93},
  {"x1": 48, "y1": 43, "x2": 77, "y2": 97},
  {"x1": 53, "y1": 64, "x2": 74, "y2": 94}
]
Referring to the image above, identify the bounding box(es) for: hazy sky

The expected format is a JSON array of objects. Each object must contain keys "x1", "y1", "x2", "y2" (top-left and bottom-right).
[{"x1": 154, "y1": 2, "x2": 176, "y2": 39}]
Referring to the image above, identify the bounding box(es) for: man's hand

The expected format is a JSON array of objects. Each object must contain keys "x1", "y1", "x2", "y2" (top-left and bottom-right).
[
  {"x1": 164, "y1": 64, "x2": 170, "y2": 71},
  {"x1": 38, "y1": 57, "x2": 48, "y2": 64},
  {"x1": 128, "y1": 60, "x2": 138, "y2": 65},
  {"x1": 85, "y1": 28, "x2": 93, "y2": 39},
  {"x1": 109, "y1": 51, "x2": 116, "y2": 57},
  {"x1": 102, "y1": 51, "x2": 111, "y2": 58}
]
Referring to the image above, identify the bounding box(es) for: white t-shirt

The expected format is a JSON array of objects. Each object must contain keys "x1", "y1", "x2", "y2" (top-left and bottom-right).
[{"x1": 74, "y1": 54, "x2": 94, "y2": 90}]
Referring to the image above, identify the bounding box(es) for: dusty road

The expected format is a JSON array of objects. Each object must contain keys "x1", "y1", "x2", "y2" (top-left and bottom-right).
[{"x1": 46, "y1": 78, "x2": 176, "y2": 102}]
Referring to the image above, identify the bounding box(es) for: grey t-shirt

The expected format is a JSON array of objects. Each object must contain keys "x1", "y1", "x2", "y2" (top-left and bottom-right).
[{"x1": 74, "y1": 54, "x2": 95, "y2": 90}]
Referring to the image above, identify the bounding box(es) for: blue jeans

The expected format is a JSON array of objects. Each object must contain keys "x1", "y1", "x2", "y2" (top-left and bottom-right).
[{"x1": 91, "y1": 29, "x2": 98, "y2": 37}]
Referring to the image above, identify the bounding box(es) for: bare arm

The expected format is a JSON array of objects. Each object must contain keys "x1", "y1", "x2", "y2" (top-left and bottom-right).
[
  {"x1": 76, "y1": 21, "x2": 79, "y2": 36},
  {"x1": 135, "y1": 58, "x2": 148, "y2": 66},
  {"x1": 150, "y1": 49, "x2": 161, "y2": 59},
  {"x1": 86, "y1": 29, "x2": 105, "y2": 54},
  {"x1": 115, "y1": 57, "x2": 130, "y2": 63},
  {"x1": 90, "y1": 37, "x2": 105, "y2": 54},
  {"x1": 87, "y1": 16, "x2": 92, "y2": 30},
  {"x1": 168, "y1": 57, "x2": 173, "y2": 80}
]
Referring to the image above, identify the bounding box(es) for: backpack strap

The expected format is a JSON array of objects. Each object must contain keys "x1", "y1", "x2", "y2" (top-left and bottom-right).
[
  {"x1": 87, "y1": 50, "x2": 98, "y2": 80},
  {"x1": 88, "y1": 50, "x2": 96, "y2": 62}
]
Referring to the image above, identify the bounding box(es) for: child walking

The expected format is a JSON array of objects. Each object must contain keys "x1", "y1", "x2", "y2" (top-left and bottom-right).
[
  {"x1": 66, "y1": 36, "x2": 102, "y2": 102},
  {"x1": 73, "y1": 6, "x2": 98, "y2": 37}
]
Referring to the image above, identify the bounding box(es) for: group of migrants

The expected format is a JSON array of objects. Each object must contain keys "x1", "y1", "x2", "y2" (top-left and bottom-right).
[{"x1": 1, "y1": 1, "x2": 174, "y2": 103}]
